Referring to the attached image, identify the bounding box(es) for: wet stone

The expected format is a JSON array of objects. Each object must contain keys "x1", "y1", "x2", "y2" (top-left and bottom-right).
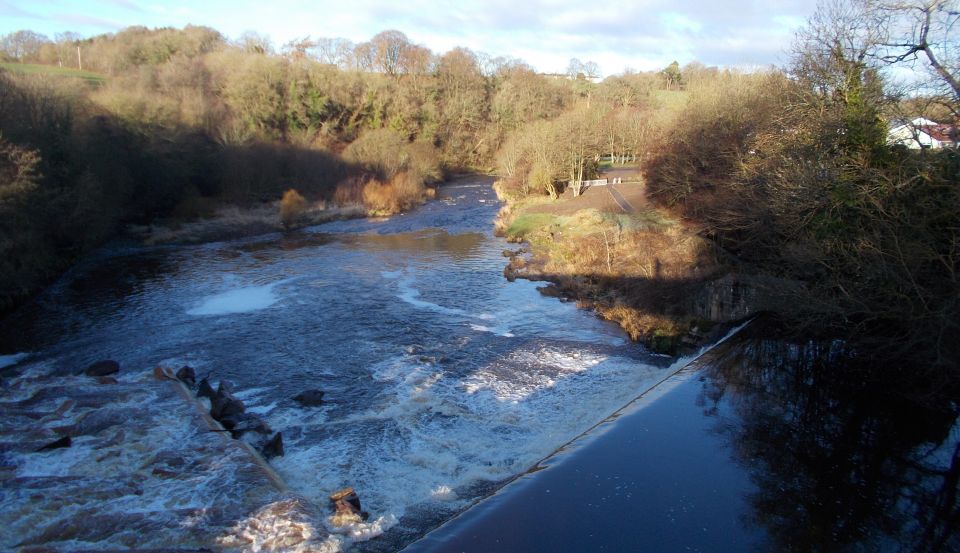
[
  {"x1": 329, "y1": 487, "x2": 369, "y2": 524},
  {"x1": 84, "y1": 360, "x2": 119, "y2": 377},
  {"x1": 261, "y1": 432, "x2": 283, "y2": 459},
  {"x1": 175, "y1": 365, "x2": 196, "y2": 388},
  {"x1": 34, "y1": 436, "x2": 71, "y2": 452},
  {"x1": 292, "y1": 389, "x2": 325, "y2": 407},
  {"x1": 196, "y1": 378, "x2": 215, "y2": 399}
]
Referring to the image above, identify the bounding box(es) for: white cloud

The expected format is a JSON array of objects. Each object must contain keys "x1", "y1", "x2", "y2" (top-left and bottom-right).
[{"x1": 1, "y1": 0, "x2": 817, "y2": 75}]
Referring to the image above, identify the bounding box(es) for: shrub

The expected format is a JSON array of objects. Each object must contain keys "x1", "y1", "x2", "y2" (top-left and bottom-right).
[
  {"x1": 361, "y1": 171, "x2": 424, "y2": 215},
  {"x1": 279, "y1": 188, "x2": 307, "y2": 230}
]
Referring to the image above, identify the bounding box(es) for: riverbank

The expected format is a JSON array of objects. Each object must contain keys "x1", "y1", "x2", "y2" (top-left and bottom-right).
[
  {"x1": 127, "y1": 201, "x2": 368, "y2": 246},
  {"x1": 125, "y1": 182, "x2": 447, "y2": 246},
  {"x1": 493, "y1": 178, "x2": 749, "y2": 354}
]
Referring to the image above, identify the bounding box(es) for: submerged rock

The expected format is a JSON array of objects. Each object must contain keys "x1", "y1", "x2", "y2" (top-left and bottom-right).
[
  {"x1": 175, "y1": 366, "x2": 196, "y2": 388},
  {"x1": 293, "y1": 389, "x2": 325, "y2": 407},
  {"x1": 95, "y1": 376, "x2": 118, "y2": 385},
  {"x1": 196, "y1": 378, "x2": 215, "y2": 400},
  {"x1": 537, "y1": 285, "x2": 563, "y2": 298},
  {"x1": 222, "y1": 413, "x2": 272, "y2": 438},
  {"x1": 261, "y1": 432, "x2": 283, "y2": 459},
  {"x1": 83, "y1": 360, "x2": 119, "y2": 377},
  {"x1": 77, "y1": 409, "x2": 132, "y2": 435},
  {"x1": 35, "y1": 436, "x2": 71, "y2": 452}
]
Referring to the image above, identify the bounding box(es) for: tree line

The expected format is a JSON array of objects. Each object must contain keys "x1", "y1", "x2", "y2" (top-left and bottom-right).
[{"x1": 644, "y1": 0, "x2": 959, "y2": 375}]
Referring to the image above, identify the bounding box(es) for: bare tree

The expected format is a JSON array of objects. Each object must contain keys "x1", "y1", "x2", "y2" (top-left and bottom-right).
[
  {"x1": 566, "y1": 58, "x2": 584, "y2": 79},
  {"x1": 0, "y1": 30, "x2": 49, "y2": 63},
  {"x1": 237, "y1": 31, "x2": 273, "y2": 55},
  {"x1": 877, "y1": 0, "x2": 959, "y2": 101},
  {"x1": 369, "y1": 30, "x2": 410, "y2": 75},
  {"x1": 282, "y1": 36, "x2": 316, "y2": 61},
  {"x1": 313, "y1": 37, "x2": 353, "y2": 67},
  {"x1": 583, "y1": 61, "x2": 602, "y2": 79}
]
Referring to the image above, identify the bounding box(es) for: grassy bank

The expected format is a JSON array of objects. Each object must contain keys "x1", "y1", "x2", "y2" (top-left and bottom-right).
[
  {"x1": 0, "y1": 62, "x2": 105, "y2": 84},
  {"x1": 128, "y1": 202, "x2": 367, "y2": 245},
  {"x1": 495, "y1": 182, "x2": 728, "y2": 354}
]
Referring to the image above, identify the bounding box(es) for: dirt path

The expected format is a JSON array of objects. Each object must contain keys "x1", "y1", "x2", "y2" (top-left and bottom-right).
[
  {"x1": 607, "y1": 184, "x2": 636, "y2": 213},
  {"x1": 523, "y1": 179, "x2": 648, "y2": 217}
]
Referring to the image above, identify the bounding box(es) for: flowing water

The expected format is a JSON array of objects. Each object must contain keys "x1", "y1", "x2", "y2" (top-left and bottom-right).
[{"x1": 0, "y1": 176, "x2": 685, "y2": 550}]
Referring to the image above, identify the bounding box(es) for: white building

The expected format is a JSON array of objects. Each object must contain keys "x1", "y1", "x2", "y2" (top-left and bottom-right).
[{"x1": 888, "y1": 117, "x2": 957, "y2": 149}]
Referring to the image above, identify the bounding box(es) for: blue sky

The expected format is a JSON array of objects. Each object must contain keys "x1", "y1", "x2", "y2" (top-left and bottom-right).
[{"x1": 0, "y1": 0, "x2": 815, "y2": 75}]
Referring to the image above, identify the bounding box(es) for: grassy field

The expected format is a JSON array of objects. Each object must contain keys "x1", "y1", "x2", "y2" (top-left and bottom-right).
[
  {"x1": 652, "y1": 89, "x2": 688, "y2": 112},
  {"x1": 0, "y1": 63, "x2": 105, "y2": 85}
]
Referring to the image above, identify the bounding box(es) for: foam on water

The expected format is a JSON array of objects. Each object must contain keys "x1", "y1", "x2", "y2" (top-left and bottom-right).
[
  {"x1": 392, "y1": 272, "x2": 469, "y2": 318},
  {"x1": 270, "y1": 342, "x2": 668, "y2": 550},
  {"x1": 187, "y1": 277, "x2": 296, "y2": 316},
  {"x1": 0, "y1": 352, "x2": 29, "y2": 369}
]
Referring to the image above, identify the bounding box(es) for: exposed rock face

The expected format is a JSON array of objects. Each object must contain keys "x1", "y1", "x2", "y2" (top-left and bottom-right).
[
  {"x1": 83, "y1": 360, "x2": 119, "y2": 377},
  {"x1": 175, "y1": 366, "x2": 196, "y2": 388},
  {"x1": 261, "y1": 432, "x2": 283, "y2": 459},
  {"x1": 293, "y1": 390, "x2": 325, "y2": 407},
  {"x1": 686, "y1": 273, "x2": 802, "y2": 323},
  {"x1": 329, "y1": 487, "x2": 369, "y2": 524}
]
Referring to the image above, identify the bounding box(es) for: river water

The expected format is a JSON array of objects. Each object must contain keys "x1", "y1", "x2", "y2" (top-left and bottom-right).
[{"x1": 0, "y1": 176, "x2": 688, "y2": 550}]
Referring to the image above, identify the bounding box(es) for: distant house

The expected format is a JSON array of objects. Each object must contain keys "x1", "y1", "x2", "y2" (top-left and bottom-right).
[{"x1": 888, "y1": 117, "x2": 958, "y2": 149}]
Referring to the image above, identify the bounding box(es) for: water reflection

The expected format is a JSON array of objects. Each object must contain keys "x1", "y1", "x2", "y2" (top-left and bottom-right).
[{"x1": 700, "y1": 330, "x2": 960, "y2": 552}]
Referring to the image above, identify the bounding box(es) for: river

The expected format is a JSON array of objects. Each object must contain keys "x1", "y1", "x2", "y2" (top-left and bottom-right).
[{"x1": 0, "y1": 175, "x2": 689, "y2": 550}]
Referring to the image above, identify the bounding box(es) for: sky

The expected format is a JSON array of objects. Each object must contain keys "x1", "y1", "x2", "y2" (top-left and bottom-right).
[{"x1": 0, "y1": 0, "x2": 817, "y2": 75}]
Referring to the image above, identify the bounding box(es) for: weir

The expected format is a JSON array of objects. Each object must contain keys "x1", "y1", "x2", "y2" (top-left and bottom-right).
[
  {"x1": 0, "y1": 364, "x2": 324, "y2": 550},
  {"x1": 401, "y1": 320, "x2": 752, "y2": 552}
]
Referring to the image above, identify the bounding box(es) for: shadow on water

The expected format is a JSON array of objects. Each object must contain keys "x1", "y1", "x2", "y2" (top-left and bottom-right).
[{"x1": 700, "y1": 325, "x2": 960, "y2": 552}]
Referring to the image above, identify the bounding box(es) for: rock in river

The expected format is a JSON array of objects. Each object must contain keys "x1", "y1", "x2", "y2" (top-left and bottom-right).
[
  {"x1": 35, "y1": 436, "x2": 71, "y2": 452},
  {"x1": 293, "y1": 389, "x2": 325, "y2": 407},
  {"x1": 84, "y1": 360, "x2": 119, "y2": 377},
  {"x1": 261, "y1": 432, "x2": 284, "y2": 459},
  {"x1": 210, "y1": 390, "x2": 245, "y2": 421},
  {"x1": 196, "y1": 377, "x2": 215, "y2": 400},
  {"x1": 330, "y1": 486, "x2": 369, "y2": 524},
  {"x1": 175, "y1": 365, "x2": 196, "y2": 388}
]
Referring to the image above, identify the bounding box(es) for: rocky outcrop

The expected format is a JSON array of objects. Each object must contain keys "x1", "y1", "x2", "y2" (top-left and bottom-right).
[
  {"x1": 329, "y1": 487, "x2": 369, "y2": 524},
  {"x1": 686, "y1": 273, "x2": 802, "y2": 323}
]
